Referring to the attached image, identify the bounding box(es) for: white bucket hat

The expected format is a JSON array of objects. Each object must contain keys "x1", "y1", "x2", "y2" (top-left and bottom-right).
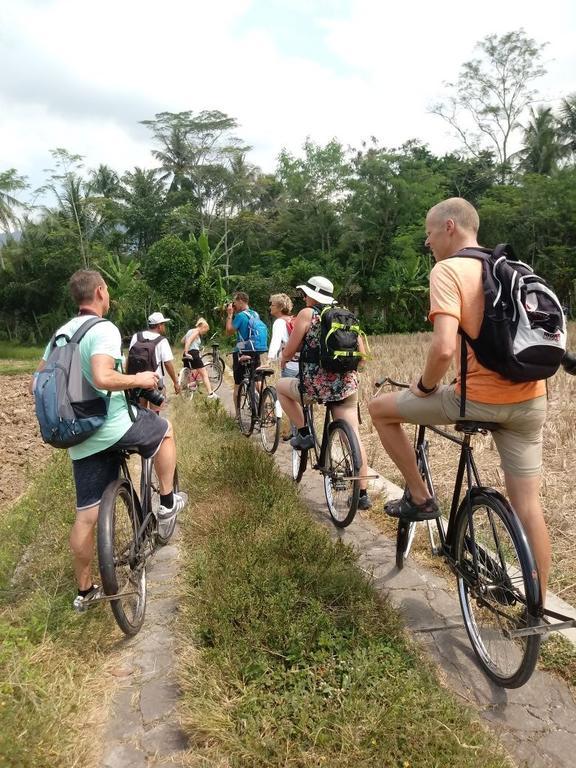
[
  {"x1": 296, "y1": 276, "x2": 336, "y2": 305},
  {"x1": 148, "y1": 311, "x2": 171, "y2": 326}
]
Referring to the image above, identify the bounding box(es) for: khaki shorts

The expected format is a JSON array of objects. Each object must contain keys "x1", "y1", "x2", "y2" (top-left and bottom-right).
[
  {"x1": 395, "y1": 386, "x2": 547, "y2": 477},
  {"x1": 284, "y1": 377, "x2": 358, "y2": 409}
]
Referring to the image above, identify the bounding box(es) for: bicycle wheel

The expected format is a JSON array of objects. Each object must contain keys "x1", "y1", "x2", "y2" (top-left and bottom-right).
[
  {"x1": 396, "y1": 443, "x2": 432, "y2": 570},
  {"x1": 236, "y1": 380, "x2": 255, "y2": 436},
  {"x1": 179, "y1": 367, "x2": 195, "y2": 400},
  {"x1": 97, "y1": 479, "x2": 147, "y2": 636},
  {"x1": 323, "y1": 420, "x2": 361, "y2": 528},
  {"x1": 201, "y1": 355, "x2": 224, "y2": 392},
  {"x1": 292, "y1": 447, "x2": 308, "y2": 482},
  {"x1": 396, "y1": 518, "x2": 418, "y2": 571},
  {"x1": 259, "y1": 386, "x2": 281, "y2": 454},
  {"x1": 151, "y1": 465, "x2": 180, "y2": 546},
  {"x1": 454, "y1": 490, "x2": 541, "y2": 688}
]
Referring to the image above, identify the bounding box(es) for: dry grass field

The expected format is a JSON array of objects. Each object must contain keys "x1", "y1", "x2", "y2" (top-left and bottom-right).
[{"x1": 356, "y1": 325, "x2": 576, "y2": 607}]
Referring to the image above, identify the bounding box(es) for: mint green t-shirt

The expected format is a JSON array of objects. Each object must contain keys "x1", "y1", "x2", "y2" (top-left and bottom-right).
[{"x1": 42, "y1": 316, "x2": 135, "y2": 460}]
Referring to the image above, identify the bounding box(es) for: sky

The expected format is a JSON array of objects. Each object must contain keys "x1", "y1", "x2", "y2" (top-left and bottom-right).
[{"x1": 1, "y1": 0, "x2": 575, "y2": 200}]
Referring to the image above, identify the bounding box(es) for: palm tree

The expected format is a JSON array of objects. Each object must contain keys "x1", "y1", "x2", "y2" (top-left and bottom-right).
[
  {"x1": 120, "y1": 168, "x2": 167, "y2": 253},
  {"x1": 0, "y1": 169, "x2": 28, "y2": 269},
  {"x1": 559, "y1": 93, "x2": 576, "y2": 158},
  {"x1": 517, "y1": 107, "x2": 566, "y2": 175}
]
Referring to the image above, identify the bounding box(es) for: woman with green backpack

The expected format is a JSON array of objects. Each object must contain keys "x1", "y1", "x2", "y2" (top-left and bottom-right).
[{"x1": 277, "y1": 276, "x2": 372, "y2": 511}]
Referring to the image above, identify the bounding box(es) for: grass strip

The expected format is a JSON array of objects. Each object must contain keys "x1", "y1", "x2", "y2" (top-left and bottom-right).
[
  {"x1": 174, "y1": 398, "x2": 510, "y2": 768},
  {"x1": 0, "y1": 451, "x2": 120, "y2": 768}
]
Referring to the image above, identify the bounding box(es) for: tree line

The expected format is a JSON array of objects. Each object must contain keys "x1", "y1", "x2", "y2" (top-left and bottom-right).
[{"x1": 1, "y1": 29, "x2": 576, "y2": 343}]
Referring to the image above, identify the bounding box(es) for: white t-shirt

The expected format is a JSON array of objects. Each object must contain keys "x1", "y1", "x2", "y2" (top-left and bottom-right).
[
  {"x1": 129, "y1": 330, "x2": 173, "y2": 383},
  {"x1": 268, "y1": 317, "x2": 299, "y2": 374}
]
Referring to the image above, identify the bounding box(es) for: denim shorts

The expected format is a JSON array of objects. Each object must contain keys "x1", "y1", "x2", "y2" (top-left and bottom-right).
[{"x1": 72, "y1": 407, "x2": 169, "y2": 510}]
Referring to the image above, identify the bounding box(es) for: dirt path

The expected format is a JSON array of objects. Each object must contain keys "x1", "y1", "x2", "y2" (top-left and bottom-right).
[{"x1": 0, "y1": 375, "x2": 52, "y2": 510}]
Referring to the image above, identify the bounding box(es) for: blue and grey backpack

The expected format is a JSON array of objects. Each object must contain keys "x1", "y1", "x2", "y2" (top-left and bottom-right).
[
  {"x1": 237, "y1": 309, "x2": 269, "y2": 352},
  {"x1": 34, "y1": 317, "x2": 110, "y2": 448}
]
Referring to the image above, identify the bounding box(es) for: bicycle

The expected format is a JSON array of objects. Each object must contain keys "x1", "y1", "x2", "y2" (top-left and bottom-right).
[
  {"x1": 236, "y1": 355, "x2": 281, "y2": 454},
  {"x1": 291, "y1": 399, "x2": 369, "y2": 528},
  {"x1": 178, "y1": 360, "x2": 208, "y2": 399},
  {"x1": 96, "y1": 451, "x2": 180, "y2": 636},
  {"x1": 201, "y1": 334, "x2": 225, "y2": 392},
  {"x1": 376, "y1": 376, "x2": 575, "y2": 688},
  {"x1": 179, "y1": 334, "x2": 225, "y2": 397}
]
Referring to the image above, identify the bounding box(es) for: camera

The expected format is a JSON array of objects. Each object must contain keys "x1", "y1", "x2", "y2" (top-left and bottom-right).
[{"x1": 133, "y1": 386, "x2": 165, "y2": 407}]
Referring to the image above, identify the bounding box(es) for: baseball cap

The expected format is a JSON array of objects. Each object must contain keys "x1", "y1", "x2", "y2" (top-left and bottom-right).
[{"x1": 148, "y1": 311, "x2": 171, "y2": 325}]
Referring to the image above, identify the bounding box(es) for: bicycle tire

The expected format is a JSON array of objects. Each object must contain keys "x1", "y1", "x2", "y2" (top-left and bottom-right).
[
  {"x1": 292, "y1": 447, "x2": 308, "y2": 482},
  {"x1": 396, "y1": 519, "x2": 418, "y2": 570},
  {"x1": 97, "y1": 478, "x2": 147, "y2": 636},
  {"x1": 201, "y1": 354, "x2": 224, "y2": 392},
  {"x1": 396, "y1": 443, "x2": 432, "y2": 570},
  {"x1": 259, "y1": 386, "x2": 281, "y2": 454},
  {"x1": 153, "y1": 466, "x2": 180, "y2": 546},
  {"x1": 453, "y1": 489, "x2": 541, "y2": 688},
  {"x1": 236, "y1": 380, "x2": 255, "y2": 436},
  {"x1": 323, "y1": 420, "x2": 361, "y2": 528},
  {"x1": 179, "y1": 367, "x2": 196, "y2": 400}
]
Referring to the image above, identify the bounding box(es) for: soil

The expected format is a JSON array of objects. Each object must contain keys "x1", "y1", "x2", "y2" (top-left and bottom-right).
[{"x1": 0, "y1": 375, "x2": 52, "y2": 510}]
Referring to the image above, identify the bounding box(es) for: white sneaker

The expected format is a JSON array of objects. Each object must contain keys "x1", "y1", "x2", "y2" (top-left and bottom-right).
[
  {"x1": 207, "y1": 392, "x2": 219, "y2": 399},
  {"x1": 157, "y1": 492, "x2": 188, "y2": 537},
  {"x1": 73, "y1": 584, "x2": 102, "y2": 613}
]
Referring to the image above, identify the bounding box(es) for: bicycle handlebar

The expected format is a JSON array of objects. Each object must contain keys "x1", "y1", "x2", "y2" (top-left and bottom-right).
[{"x1": 374, "y1": 376, "x2": 409, "y2": 389}]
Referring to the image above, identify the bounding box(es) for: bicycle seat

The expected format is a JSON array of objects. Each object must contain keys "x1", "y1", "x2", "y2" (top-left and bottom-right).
[
  {"x1": 211, "y1": 342, "x2": 220, "y2": 348},
  {"x1": 454, "y1": 421, "x2": 499, "y2": 434},
  {"x1": 255, "y1": 367, "x2": 275, "y2": 377}
]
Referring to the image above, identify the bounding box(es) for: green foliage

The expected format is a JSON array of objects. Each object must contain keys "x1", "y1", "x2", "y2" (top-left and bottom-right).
[
  {"x1": 0, "y1": 452, "x2": 118, "y2": 768},
  {"x1": 141, "y1": 234, "x2": 198, "y2": 306}
]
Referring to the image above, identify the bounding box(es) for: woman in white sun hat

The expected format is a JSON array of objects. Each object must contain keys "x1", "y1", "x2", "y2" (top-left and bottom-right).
[{"x1": 276, "y1": 276, "x2": 371, "y2": 510}]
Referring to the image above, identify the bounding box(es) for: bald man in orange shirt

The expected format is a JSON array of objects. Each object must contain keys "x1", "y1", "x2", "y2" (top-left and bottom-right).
[{"x1": 368, "y1": 197, "x2": 550, "y2": 597}]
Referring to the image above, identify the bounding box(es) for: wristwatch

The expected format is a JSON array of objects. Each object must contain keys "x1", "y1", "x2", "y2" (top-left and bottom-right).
[{"x1": 417, "y1": 376, "x2": 437, "y2": 394}]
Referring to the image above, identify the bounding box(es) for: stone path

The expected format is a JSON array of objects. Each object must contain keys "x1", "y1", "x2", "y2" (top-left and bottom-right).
[
  {"x1": 219, "y1": 381, "x2": 576, "y2": 768},
  {"x1": 100, "y1": 534, "x2": 188, "y2": 768}
]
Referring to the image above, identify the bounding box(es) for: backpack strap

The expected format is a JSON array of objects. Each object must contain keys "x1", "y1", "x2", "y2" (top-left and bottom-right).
[
  {"x1": 69, "y1": 316, "x2": 108, "y2": 344},
  {"x1": 459, "y1": 333, "x2": 467, "y2": 418},
  {"x1": 152, "y1": 334, "x2": 166, "y2": 377}
]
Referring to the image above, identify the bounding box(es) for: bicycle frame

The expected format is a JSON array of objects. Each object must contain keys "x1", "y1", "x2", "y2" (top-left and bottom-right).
[
  {"x1": 414, "y1": 423, "x2": 482, "y2": 557},
  {"x1": 304, "y1": 401, "x2": 333, "y2": 471},
  {"x1": 118, "y1": 453, "x2": 156, "y2": 557}
]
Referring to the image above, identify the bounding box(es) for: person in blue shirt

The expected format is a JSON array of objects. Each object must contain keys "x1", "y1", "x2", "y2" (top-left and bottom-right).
[{"x1": 225, "y1": 291, "x2": 266, "y2": 407}]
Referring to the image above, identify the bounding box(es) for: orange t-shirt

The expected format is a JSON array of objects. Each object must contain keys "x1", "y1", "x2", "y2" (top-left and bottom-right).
[{"x1": 429, "y1": 257, "x2": 545, "y2": 404}]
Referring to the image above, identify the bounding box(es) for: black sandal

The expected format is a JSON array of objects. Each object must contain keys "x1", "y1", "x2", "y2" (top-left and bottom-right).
[{"x1": 385, "y1": 490, "x2": 440, "y2": 522}]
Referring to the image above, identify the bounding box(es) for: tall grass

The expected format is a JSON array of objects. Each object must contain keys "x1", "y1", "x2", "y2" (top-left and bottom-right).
[
  {"x1": 173, "y1": 399, "x2": 510, "y2": 767},
  {"x1": 0, "y1": 452, "x2": 121, "y2": 768}
]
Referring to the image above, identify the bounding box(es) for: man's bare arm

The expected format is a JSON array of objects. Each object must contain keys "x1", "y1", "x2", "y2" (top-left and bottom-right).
[
  {"x1": 412, "y1": 314, "x2": 459, "y2": 395},
  {"x1": 91, "y1": 354, "x2": 158, "y2": 391}
]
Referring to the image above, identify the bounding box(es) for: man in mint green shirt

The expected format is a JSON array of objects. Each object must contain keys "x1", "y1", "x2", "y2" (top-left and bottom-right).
[{"x1": 34, "y1": 269, "x2": 187, "y2": 612}]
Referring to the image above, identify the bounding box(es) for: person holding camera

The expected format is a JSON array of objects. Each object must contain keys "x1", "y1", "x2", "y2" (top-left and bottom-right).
[
  {"x1": 32, "y1": 270, "x2": 187, "y2": 613},
  {"x1": 129, "y1": 311, "x2": 180, "y2": 411},
  {"x1": 225, "y1": 291, "x2": 267, "y2": 406}
]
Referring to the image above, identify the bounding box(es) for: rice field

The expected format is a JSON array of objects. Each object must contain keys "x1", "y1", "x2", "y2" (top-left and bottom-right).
[{"x1": 358, "y1": 325, "x2": 576, "y2": 606}]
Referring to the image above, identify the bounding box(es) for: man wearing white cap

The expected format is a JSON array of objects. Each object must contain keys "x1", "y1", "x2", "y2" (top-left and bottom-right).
[
  {"x1": 129, "y1": 311, "x2": 180, "y2": 401},
  {"x1": 277, "y1": 276, "x2": 372, "y2": 510}
]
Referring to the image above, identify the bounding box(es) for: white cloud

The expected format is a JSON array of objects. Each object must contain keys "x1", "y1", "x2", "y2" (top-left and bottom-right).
[{"x1": 0, "y1": 0, "x2": 575, "y2": 197}]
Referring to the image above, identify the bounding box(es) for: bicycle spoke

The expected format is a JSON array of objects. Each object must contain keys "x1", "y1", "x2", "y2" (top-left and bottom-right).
[
  {"x1": 324, "y1": 422, "x2": 360, "y2": 528},
  {"x1": 456, "y1": 494, "x2": 540, "y2": 687}
]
